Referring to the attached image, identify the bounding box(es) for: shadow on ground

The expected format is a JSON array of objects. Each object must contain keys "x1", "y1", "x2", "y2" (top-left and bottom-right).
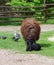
[{"x1": 40, "y1": 43, "x2": 51, "y2": 47}]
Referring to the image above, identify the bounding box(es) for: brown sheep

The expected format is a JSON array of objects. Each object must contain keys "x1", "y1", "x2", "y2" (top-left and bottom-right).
[{"x1": 21, "y1": 18, "x2": 41, "y2": 51}]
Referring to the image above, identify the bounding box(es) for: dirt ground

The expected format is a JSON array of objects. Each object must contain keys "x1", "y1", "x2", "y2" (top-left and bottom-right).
[
  {"x1": 0, "y1": 24, "x2": 54, "y2": 65},
  {"x1": 0, "y1": 49, "x2": 54, "y2": 65},
  {"x1": 0, "y1": 24, "x2": 54, "y2": 32}
]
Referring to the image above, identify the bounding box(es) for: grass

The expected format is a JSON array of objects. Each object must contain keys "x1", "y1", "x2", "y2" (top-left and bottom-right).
[
  {"x1": 0, "y1": 18, "x2": 23, "y2": 26},
  {"x1": 39, "y1": 19, "x2": 54, "y2": 24},
  {"x1": 0, "y1": 18, "x2": 54, "y2": 26},
  {"x1": 0, "y1": 31, "x2": 54, "y2": 57}
]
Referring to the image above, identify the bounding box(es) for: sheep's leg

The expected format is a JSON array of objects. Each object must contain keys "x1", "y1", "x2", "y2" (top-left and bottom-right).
[
  {"x1": 25, "y1": 40, "x2": 29, "y2": 51},
  {"x1": 33, "y1": 41, "x2": 36, "y2": 45},
  {"x1": 26, "y1": 40, "x2": 32, "y2": 51}
]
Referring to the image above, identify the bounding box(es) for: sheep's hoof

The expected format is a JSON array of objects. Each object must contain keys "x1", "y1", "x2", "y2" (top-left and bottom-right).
[
  {"x1": 31, "y1": 44, "x2": 41, "y2": 51},
  {"x1": 26, "y1": 48, "x2": 32, "y2": 51}
]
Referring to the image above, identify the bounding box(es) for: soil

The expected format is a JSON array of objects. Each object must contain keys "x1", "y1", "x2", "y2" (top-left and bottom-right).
[
  {"x1": 0, "y1": 49, "x2": 54, "y2": 65},
  {"x1": 48, "y1": 36, "x2": 54, "y2": 42},
  {"x1": 0, "y1": 24, "x2": 54, "y2": 32}
]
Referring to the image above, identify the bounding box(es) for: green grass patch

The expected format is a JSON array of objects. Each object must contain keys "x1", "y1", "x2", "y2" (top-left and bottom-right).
[
  {"x1": 0, "y1": 18, "x2": 23, "y2": 26},
  {"x1": 0, "y1": 31, "x2": 54, "y2": 57},
  {"x1": 39, "y1": 19, "x2": 54, "y2": 24},
  {"x1": 0, "y1": 18, "x2": 54, "y2": 26}
]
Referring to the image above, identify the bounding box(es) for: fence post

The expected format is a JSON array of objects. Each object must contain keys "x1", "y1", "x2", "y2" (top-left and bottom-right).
[{"x1": 43, "y1": 0, "x2": 47, "y2": 23}]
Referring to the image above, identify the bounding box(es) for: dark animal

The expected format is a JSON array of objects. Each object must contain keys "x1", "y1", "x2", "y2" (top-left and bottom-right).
[
  {"x1": 2, "y1": 36, "x2": 7, "y2": 39},
  {"x1": 12, "y1": 32, "x2": 20, "y2": 41},
  {"x1": 21, "y1": 18, "x2": 41, "y2": 51}
]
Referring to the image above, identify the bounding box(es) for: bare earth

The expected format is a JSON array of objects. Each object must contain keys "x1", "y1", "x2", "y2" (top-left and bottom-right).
[
  {"x1": 48, "y1": 36, "x2": 54, "y2": 42},
  {"x1": 0, "y1": 49, "x2": 54, "y2": 65},
  {"x1": 0, "y1": 24, "x2": 54, "y2": 65},
  {"x1": 0, "y1": 24, "x2": 54, "y2": 32}
]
